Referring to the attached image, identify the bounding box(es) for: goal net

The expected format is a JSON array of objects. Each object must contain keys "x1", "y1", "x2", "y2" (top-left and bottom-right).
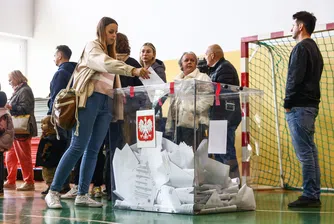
[{"x1": 241, "y1": 23, "x2": 334, "y2": 190}]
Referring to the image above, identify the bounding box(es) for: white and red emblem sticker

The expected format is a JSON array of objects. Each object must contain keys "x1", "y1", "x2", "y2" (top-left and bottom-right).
[{"x1": 136, "y1": 110, "x2": 156, "y2": 148}]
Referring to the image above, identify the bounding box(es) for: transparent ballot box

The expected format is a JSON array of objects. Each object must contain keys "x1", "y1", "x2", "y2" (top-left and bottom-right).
[{"x1": 111, "y1": 80, "x2": 263, "y2": 214}]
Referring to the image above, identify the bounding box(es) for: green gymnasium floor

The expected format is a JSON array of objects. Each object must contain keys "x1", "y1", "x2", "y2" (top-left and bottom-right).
[{"x1": 0, "y1": 182, "x2": 333, "y2": 224}]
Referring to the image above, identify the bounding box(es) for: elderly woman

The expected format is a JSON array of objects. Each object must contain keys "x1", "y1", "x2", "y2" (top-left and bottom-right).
[
  {"x1": 166, "y1": 52, "x2": 212, "y2": 148},
  {"x1": 4, "y1": 70, "x2": 37, "y2": 191}
]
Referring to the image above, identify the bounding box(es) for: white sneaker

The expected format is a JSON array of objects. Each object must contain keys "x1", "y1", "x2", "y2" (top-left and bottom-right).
[
  {"x1": 61, "y1": 185, "x2": 78, "y2": 199},
  {"x1": 74, "y1": 194, "x2": 103, "y2": 207},
  {"x1": 45, "y1": 190, "x2": 62, "y2": 209}
]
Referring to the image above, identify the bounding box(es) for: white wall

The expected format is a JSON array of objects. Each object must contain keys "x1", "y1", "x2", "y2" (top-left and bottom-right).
[
  {"x1": 0, "y1": 36, "x2": 27, "y2": 96},
  {"x1": 0, "y1": 0, "x2": 34, "y2": 38},
  {"x1": 28, "y1": 0, "x2": 334, "y2": 97}
]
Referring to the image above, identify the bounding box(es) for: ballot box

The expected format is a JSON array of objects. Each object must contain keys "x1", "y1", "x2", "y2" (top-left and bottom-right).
[{"x1": 111, "y1": 79, "x2": 263, "y2": 214}]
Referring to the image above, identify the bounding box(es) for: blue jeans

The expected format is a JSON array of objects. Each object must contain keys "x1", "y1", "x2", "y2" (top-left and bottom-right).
[
  {"x1": 213, "y1": 125, "x2": 238, "y2": 163},
  {"x1": 50, "y1": 92, "x2": 112, "y2": 195},
  {"x1": 286, "y1": 107, "x2": 320, "y2": 199}
]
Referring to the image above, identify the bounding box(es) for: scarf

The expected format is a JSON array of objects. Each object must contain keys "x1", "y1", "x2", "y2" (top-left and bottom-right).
[{"x1": 13, "y1": 82, "x2": 26, "y2": 93}]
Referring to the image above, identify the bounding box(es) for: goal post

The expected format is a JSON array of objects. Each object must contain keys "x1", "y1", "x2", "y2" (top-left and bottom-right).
[{"x1": 240, "y1": 22, "x2": 334, "y2": 190}]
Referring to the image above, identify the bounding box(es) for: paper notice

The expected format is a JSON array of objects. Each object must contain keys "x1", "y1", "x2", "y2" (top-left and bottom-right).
[
  {"x1": 133, "y1": 161, "x2": 157, "y2": 207},
  {"x1": 208, "y1": 120, "x2": 227, "y2": 154},
  {"x1": 141, "y1": 134, "x2": 169, "y2": 191}
]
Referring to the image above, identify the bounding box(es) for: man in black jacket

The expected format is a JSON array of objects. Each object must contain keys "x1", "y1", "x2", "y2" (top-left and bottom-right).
[
  {"x1": 205, "y1": 44, "x2": 241, "y2": 180},
  {"x1": 48, "y1": 45, "x2": 77, "y2": 115},
  {"x1": 42, "y1": 45, "x2": 76, "y2": 195},
  {"x1": 285, "y1": 11, "x2": 323, "y2": 208}
]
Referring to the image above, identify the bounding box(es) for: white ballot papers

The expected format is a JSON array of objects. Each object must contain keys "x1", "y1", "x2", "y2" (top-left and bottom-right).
[{"x1": 139, "y1": 67, "x2": 165, "y2": 85}]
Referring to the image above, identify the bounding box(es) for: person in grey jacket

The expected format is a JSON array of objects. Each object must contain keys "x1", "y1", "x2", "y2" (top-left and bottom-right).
[
  {"x1": 139, "y1": 42, "x2": 167, "y2": 128},
  {"x1": 4, "y1": 70, "x2": 37, "y2": 191},
  {"x1": 139, "y1": 42, "x2": 166, "y2": 82}
]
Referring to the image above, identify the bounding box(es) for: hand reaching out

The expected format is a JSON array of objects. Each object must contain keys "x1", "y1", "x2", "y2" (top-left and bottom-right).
[
  {"x1": 5, "y1": 104, "x2": 12, "y2": 110},
  {"x1": 132, "y1": 68, "x2": 150, "y2": 79}
]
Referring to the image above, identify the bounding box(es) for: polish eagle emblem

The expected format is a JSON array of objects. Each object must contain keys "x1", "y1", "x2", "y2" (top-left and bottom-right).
[{"x1": 137, "y1": 115, "x2": 154, "y2": 141}]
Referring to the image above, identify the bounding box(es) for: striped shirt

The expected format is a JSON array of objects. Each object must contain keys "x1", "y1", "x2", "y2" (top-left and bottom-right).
[{"x1": 91, "y1": 72, "x2": 115, "y2": 97}]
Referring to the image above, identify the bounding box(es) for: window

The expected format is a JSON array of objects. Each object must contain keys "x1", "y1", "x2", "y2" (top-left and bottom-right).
[{"x1": 0, "y1": 35, "x2": 27, "y2": 97}]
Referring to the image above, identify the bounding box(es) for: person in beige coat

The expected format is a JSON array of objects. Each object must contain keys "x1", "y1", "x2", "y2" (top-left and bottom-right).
[
  {"x1": 45, "y1": 17, "x2": 150, "y2": 209},
  {"x1": 166, "y1": 52, "x2": 212, "y2": 149}
]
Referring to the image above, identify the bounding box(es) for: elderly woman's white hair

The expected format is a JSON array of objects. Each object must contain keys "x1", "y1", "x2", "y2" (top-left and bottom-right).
[{"x1": 178, "y1": 51, "x2": 198, "y2": 71}]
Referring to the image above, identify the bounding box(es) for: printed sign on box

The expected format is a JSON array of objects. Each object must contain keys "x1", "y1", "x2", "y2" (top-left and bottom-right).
[{"x1": 136, "y1": 110, "x2": 156, "y2": 148}]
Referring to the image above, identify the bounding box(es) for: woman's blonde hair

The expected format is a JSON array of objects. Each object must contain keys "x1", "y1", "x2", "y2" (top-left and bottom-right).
[
  {"x1": 140, "y1": 42, "x2": 156, "y2": 66},
  {"x1": 9, "y1": 70, "x2": 28, "y2": 84},
  {"x1": 96, "y1": 17, "x2": 118, "y2": 59}
]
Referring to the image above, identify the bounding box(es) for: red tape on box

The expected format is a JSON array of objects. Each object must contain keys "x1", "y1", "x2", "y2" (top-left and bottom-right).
[
  {"x1": 215, "y1": 83, "x2": 221, "y2": 106},
  {"x1": 169, "y1": 82, "x2": 174, "y2": 94},
  {"x1": 130, "y1": 86, "x2": 134, "y2": 98}
]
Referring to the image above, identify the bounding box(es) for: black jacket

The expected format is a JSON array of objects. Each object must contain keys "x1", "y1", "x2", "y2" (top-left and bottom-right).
[
  {"x1": 209, "y1": 58, "x2": 241, "y2": 127},
  {"x1": 209, "y1": 58, "x2": 240, "y2": 86},
  {"x1": 35, "y1": 135, "x2": 67, "y2": 167},
  {"x1": 47, "y1": 62, "x2": 77, "y2": 115},
  {"x1": 120, "y1": 57, "x2": 142, "y2": 87},
  {"x1": 284, "y1": 38, "x2": 323, "y2": 109}
]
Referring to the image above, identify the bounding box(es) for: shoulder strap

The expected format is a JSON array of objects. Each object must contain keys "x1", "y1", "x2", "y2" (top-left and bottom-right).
[
  {"x1": 65, "y1": 47, "x2": 86, "y2": 90},
  {"x1": 66, "y1": 71, "x2": 75, "y2": 90}
]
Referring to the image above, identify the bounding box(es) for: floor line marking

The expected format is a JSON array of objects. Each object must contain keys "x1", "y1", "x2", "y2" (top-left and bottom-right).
[{"x1": 2, "y1": 214, "x2": 119, "y2": 224}]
